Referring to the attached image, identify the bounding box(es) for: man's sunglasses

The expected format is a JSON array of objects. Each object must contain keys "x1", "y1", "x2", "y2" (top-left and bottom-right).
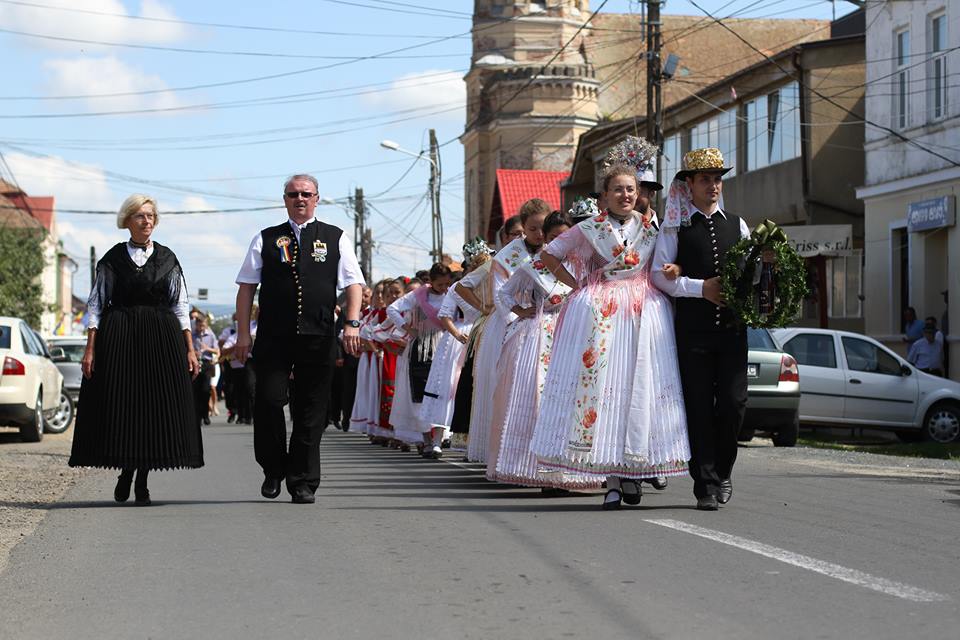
[{"x1": 284, "y1": 191, "x2": 316, "y2": 199}]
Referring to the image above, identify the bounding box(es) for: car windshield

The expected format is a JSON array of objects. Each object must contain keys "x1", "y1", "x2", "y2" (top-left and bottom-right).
[
  {"x1": 0, "y1": 325, "x2": 10, "y2": 349},
  {"x1": 747, "y1": 328, "x2": 777, "y2": 351},
  {"x1": 56, "y1": 343, "x2": 86, "y2": 363}
]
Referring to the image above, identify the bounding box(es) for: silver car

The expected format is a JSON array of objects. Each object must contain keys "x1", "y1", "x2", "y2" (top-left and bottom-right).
[
  {"x1": 46, "y1": 337, "x2": 85, "y2": 406},
  {"x1": 741, "y1": 328, "x2": 802, "y2": 447},
  {"x1": 772, "y1": 328, "x2": 960, "y2": 443}
]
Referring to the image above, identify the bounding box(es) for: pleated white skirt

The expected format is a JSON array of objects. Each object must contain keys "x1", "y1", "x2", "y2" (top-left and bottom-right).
[
  {"x1": 348, "y1": 353, "x2": 372, "y2": 434},
  {"x1": 465, "y1": 312, "x2": 508, "y2": 463},
  {"x1": 418, "y1": 319, "x2": 473, "y2": 431},
  {"x1": 530, "y1": 281, "x2": 689, "y2": 479}
]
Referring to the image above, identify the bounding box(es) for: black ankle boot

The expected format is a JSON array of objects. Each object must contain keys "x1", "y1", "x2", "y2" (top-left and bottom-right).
[
  {"x1": 134, "y1": 469, "x2": 151, "y2": 506},
  {"x1": 114, "y1": 469, "x2": 134, "y2": 503}
]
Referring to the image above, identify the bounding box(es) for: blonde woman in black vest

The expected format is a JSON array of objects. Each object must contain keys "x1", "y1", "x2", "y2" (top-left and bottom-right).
[{"x1": 235, "y1": 174, "x2": 365, "y2": 504}]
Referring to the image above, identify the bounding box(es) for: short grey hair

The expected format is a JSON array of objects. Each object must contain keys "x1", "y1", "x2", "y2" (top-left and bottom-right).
[
  {"x1": 283, "y1": 174, "x2": 319, "y2": 194},
  {"x1": 117, "y1": 194, "x2": 159, "y2": 229}
]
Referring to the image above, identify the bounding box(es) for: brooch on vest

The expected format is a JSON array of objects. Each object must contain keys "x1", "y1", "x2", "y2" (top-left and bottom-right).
[
  {"x1": 311, "y1": 240, "x2": 327, "y2": 263},
  {"x1": 276, "y1": 236, "x2": 293, "y2": 263}
]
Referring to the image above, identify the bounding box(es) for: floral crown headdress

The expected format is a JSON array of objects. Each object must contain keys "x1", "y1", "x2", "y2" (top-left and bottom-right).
[
  {"x1": 568, "y1": 196, "x2": 601, "y2": 221},
  {"x1": 462, "y1": 236, "x2": 494, "y2": 261},
  {"x1": 603, "y1": 135, "x2": 658, "y2": 173}
]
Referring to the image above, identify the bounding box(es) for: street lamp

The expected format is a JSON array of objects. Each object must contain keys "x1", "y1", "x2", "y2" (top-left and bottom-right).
[{"x1": 379, "y1": 130, "x2": 442, "y2": 263}]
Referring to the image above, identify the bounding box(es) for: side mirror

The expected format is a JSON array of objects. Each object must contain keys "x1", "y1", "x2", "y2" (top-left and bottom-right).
[
  {"x1": 901, "y1": 364, "x2": 912, "y2": 377},
  {"x1": 49, "y1": 347, "x2": 66, "y2": 362}
]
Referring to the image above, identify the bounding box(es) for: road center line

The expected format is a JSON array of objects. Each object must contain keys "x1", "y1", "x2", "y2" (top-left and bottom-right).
[{"x1": 644, "y1": 518, "x2": 950, "y2": 603}]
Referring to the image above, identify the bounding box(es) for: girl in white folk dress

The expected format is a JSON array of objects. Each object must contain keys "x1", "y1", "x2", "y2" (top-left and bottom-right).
[
  {"x1": 418, "y1": 251, "x2": 486, "y2": 457},
  {"x1": 460, "y1": 198, "x2": 553, "y2": 464},
  {"x1": 530, "y1": 165, "x2": 690, "y2": 510},
  {"x1": 386, "y1": 264, "x2": 454, "y2": 456},
  {"x1": 489, "y1": 210, "x2": 604, "y2": 493},
  {"x1": 348, "y1": 290, "x2": 379, "y2": 436}
]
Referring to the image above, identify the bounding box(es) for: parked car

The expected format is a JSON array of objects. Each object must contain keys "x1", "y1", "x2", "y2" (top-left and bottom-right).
[
  {"x1": 0, "y1": 316, "x2": 67, "y2": 441},
  {"x1": 45, "y1": 336, "x2": 84, "y2": 433},
  {"x1": 772, "y1": 328, "x2": 960, "y2": 443},
  {"x1": 741, "y1": 327, "x2": 801, "y2": 446},
  {"x1": 47, "y1": 336, "x2": 85, "y2": 406}
]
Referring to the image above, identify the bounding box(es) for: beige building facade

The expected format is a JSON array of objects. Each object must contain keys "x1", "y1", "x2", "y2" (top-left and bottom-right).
[{"x1": 855, "y1": 0, "x2": 959, "y2": 377}]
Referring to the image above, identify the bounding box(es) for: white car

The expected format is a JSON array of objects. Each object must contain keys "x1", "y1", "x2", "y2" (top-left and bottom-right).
[
  {"x1": 0, "y1": 316, "x2": 65, "y2": 442},
  {"x1": 771, "y1": 328, "x2": 960, "y2": 443}
]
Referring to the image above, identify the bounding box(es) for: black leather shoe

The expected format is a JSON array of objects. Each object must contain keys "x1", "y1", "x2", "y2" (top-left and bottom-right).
[
  {"x1": 114, "y1": 470, "x2": 133, "y2": 503},
  {"x1": 227, "y1": 414, "x2": 235, "y2": 424},
  {"x1": 202, "y1": 416, "x2": 211, "y2": 425},
  {"x1": 696, "y1": 495, "x2": 719, "y2": 511},
  {"x1": 291, "y1": 488, "x2": 315, "y2": 504},
  {"x1": 646, "y1": 476, "x2": 668, "y2": 490},
  {"x1": 601, "y1": 489, "x2": 622, "y2": 510},
  {"x1": 261, "y1": 477, "x2": 282, "y2": 499},
  {"x1": 621, "y1": 480, "x2": 642, "y2": 505},
  {"x1": 718, "y1": 479, "x2": 733, "y2": 504},
  {"x1": 134, "y1": 489, "x2": 151, "y2": 506}
]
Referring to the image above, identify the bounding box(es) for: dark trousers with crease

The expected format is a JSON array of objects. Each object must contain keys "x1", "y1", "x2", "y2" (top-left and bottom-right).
[
  {"x1": 253, "y1": 334, "x2": 335, "y2": 493},
  {"x1": 677, "y1": 328, "x2": 748, "y2": 499}
]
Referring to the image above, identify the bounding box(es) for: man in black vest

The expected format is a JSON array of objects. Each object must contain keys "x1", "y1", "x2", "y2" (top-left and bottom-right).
[
  {"x1": 235, "y1": 174, "x2": 364, "y2": 504},
  {"x1": 652, "y1": 148, "x2": 749, "y2": 511}
]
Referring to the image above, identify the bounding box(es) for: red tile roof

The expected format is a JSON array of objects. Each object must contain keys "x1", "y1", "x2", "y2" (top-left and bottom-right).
[
  {"x1": 491, "y1": 169, "x2": 569, "y2": 237},
  {"x1": 2, "y1": 194, "x2": 54, "y2": 231}
]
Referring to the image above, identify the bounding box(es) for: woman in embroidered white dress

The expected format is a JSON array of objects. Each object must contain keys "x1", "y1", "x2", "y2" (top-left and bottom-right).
[
  {"x1": 489, "y1": 211, "x2": 604, "y2": 492},
  {"x1": 530, "y1": 165, "x2": 689, "y2": 509},
  {"x1": 460, "y1": 198, "x2": 553, "y2": 464},
  {"x1": 386, "y1": 264, "x2": 454, "y2": 456}
]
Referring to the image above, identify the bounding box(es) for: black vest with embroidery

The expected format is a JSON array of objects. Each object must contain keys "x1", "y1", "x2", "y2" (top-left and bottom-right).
[
  {"x1": 675, "y1": 211, "x2": 743, "y2": 334},
  {"x1": 257, "y1": 220, "x2": 342, "y2": 338}
]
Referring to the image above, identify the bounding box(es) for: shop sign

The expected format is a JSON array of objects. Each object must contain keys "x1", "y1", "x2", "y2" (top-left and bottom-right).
[
  {"x1": 907, "y1": 196, "x2": 955, "y2": 233},
  {"x1": 782, "y1": 224, "x2": 853, "y2": 257}
]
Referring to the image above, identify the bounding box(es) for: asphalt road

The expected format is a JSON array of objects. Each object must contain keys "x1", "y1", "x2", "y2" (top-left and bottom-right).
[{"x1": 1, "y1": 415, "x2": 959, "y2": 639}]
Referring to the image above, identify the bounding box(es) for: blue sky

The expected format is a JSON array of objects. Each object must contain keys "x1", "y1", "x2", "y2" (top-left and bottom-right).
[{"x1": 0, "y1": 0, "x2": 857, "y2": 305}]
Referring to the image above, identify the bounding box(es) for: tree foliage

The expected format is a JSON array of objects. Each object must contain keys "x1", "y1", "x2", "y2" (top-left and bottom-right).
[{"x1": 0, "y1": 225, "x2": 47, "y2": 326}]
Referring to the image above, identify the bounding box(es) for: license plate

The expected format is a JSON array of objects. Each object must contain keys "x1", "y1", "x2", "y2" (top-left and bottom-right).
[{"x1": 747, "y1": 364, "x2": 759, "y2": 378}]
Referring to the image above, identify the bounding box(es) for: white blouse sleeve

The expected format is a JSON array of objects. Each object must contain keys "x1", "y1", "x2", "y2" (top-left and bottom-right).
[
  {"x1": 491, "y1": 263, "x2": 516, "y2": 323},
  {"x1": 438, "y1": 288, "x2": 460, "y2": 319},
  {"x1": 387, "y1": 291, "x2": 416, "y2": 327},
  {"x1": 543, "y1": 224, "x2": 584, "y2": 261},
  {"x1": 172, "y1": 272, "x2": 191, "y2": 331},
  {"x1": 497, "y1": 268, "x2": 529, "y2": 316}
]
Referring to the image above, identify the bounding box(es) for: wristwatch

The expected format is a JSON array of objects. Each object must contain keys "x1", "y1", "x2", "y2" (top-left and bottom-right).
[{"x1": 346, "y1": 320, "x2": 360, "y2": 328}]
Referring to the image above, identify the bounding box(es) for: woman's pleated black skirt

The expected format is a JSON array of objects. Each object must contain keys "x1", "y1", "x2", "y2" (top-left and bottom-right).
[
  {"x1": 69, "y1": 306, "x2": 204, "y2": 471},
  {"x1": 449, "y1": 351, "x2": 474, "y2": 435}
]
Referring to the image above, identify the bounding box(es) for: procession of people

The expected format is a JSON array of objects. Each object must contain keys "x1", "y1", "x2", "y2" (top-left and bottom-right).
[{"x1": 69, "y1": 142, "x2": 749, "y2": 512}]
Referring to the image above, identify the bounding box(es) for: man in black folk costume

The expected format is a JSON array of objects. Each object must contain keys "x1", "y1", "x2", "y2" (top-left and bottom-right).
[
  {"x1": 652, "y1": 149, "x2": 749, "y2": 511},
  {"x1": 235, "y1": 174, "x2": 364, "y2": 504}
]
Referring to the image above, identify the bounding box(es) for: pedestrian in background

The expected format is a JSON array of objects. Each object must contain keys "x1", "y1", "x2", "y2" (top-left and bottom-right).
[
  {"x1": 192, "y1": 314, "x2": 219, "y2": 425},
  {"x1": 235, "y1": 174, "x2": 364, "y2": 504},
  {"x1": 908, "y1": 322, "x2": 944, "y2": 376},
  {"x1": 70, "y1": 194, "x2": 203, "y2": 506},
  {"x1": 903, "y1": 306, "x2": 924, "y2": 343}
]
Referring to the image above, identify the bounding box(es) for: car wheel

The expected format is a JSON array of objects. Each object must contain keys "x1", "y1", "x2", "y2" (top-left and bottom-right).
[
  {"x1": 923, "y1": 403, "x2": 960, "y2": 444},
  {"x1": 44, "y1": 389, "x2": 74, "y2": 434},
  {"x1": 19, "y1": 391, "x2": 44, "y2": 443},
  {"x1": 737, "y1": 427, "x2": 755, "y2": 442},
  {"x1": 772, "y1": 414, "x2": 799, "y2": 447}
]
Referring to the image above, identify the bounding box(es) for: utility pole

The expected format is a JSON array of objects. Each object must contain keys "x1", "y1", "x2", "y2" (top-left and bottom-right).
[
  {"x1": 645, "y1": 1, "x2": 664, "y2": 175},
  {"x1": 89, "y1": 246, "x2": 96, "y2": 290},
  {"x1": 428, "y1": 128, "x2": 442, "y2": 264},
  {"x1": 353, "y1": 187, "x2": 371, "y2": 282}
]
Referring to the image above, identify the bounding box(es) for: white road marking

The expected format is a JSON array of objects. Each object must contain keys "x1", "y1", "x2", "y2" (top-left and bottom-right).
[{"x1": 645, "y1": 519, "x2": 950, "y2": 603}]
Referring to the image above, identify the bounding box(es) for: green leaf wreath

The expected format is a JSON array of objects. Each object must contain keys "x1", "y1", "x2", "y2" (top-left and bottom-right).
[{"x1": 719, "y1": 219, "x2": 809, "y2": 328}]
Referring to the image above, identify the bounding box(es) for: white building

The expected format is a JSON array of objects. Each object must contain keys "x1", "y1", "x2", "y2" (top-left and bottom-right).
[{"x1": 856, "y1": 0, "x2": 959, "y2": 377}]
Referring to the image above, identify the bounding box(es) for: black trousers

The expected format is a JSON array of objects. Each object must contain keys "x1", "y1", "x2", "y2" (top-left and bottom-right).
[
  {"x1": 677, "y1": 329, "x2": 748, "y2": 499},
  {"x1": 233, "y1": 362, "x2": 255, "y2": 422},
  {"x1": 253, "y1": 335, "x2": 335, "y2": 493}
]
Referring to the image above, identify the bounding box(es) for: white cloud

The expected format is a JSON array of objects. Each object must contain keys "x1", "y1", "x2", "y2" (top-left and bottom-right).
[
  {"x1": 0, "y1": 0, "x2": 188, "y2": 51},
  {"x1": 42, "y1": 56, "x2": 184, "y2": 113},
  {"x1": 363, "y1": 70, "x2": 465, "y2": 119},
  {"x1": 3, "y1": 151, "x2": 115, "y2": 211}
]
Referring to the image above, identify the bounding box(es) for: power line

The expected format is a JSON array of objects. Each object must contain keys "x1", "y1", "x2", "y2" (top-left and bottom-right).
[
  {"x1": 688, "y1": 0, "x2": 959, "y2": 169},
  {"x1": 0, "y1": 0, "x2": 470, "y2": 39}
]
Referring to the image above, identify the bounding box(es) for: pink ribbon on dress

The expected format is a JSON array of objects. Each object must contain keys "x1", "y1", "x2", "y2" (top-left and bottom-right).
[{"x1": 413, "y1": 284, "x2": 444, "y2": 331}]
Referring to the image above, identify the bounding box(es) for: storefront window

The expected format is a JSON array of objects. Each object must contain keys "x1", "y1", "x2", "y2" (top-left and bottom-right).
[{"x1": 826, "y1": 250, "x2": 862, "y2": 318}]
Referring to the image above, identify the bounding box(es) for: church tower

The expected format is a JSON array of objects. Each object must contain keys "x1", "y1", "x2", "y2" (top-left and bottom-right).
[{"x1": 461, "y1": 0, "x2": 600, "y2": 239}]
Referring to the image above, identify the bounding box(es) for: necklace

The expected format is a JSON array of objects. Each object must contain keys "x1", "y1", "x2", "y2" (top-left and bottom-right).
[{"x1": 129, "y1": 238, "x2": 151, "y2": 249}]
